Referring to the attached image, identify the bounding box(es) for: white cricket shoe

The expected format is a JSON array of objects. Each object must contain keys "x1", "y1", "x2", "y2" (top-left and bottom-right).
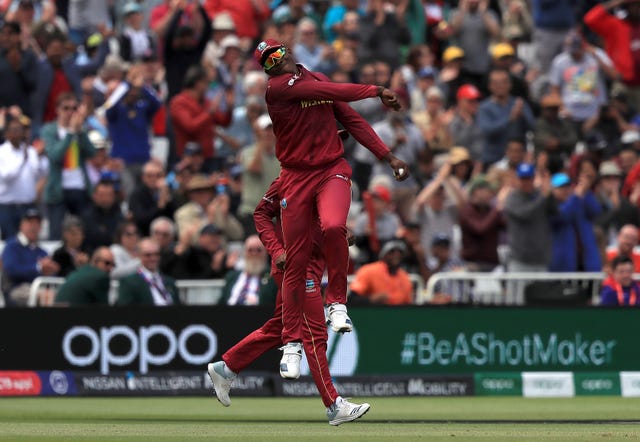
[
  {"x1": 207, "y1": 361, "x2": 234, "y2": 407},
  {"x1": 326, "y1": 303, "x2": 353, "y2": 333},
  {"x1": 327, "y1": 397, "x2": 371, "y2": 426},
  {"x1": 279, "y1": 342, "x2": 302, "y2": 379}
]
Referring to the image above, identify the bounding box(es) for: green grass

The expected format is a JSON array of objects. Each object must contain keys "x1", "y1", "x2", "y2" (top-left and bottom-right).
[{"x1": 0, "y1": 397, "x2": 639, "y2": 441}]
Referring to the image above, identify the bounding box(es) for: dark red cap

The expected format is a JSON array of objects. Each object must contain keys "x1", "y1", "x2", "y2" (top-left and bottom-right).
[{"x1": 254, "y1": 39, "x2": 283, "y2": 66}]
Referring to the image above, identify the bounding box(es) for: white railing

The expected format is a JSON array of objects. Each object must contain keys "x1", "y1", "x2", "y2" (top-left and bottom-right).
[
  {"x1": 27, "y1": 273, "x2": 427, "y2": 307},
  {"x1": 420, "y1": 271, "x2": 626, "y2": 305},
  {"x1": 28, "y1": 277, "x2": 226, "y2": 307}
]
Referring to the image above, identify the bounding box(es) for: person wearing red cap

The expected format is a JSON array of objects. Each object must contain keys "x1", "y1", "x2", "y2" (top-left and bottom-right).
[
  {"x1": 449, "y1": 84, "x2": 483, "y2": 162},
  {"x1": 253, "y1": 38, "x2": 408, "y2": 379},
  {"x1": 207, "y1": 177, "x2": 371, "y2": 425}
]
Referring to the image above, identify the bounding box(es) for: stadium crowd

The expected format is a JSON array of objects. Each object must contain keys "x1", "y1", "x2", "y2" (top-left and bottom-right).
[{"x1": 1, "y1": 0, "x2": 640, "y2": 307}]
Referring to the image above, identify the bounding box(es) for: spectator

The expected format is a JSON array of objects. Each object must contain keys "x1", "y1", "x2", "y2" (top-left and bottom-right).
[
  {"x1": 600, "y1": 255, "x2": 640, "y2": 306},
  {"x1": 530, "y1": 0, "x2": 575, "y2": 75},
  {"x1": 499, "y1": 0, "x2": 533, "y2": 43},
  {"x1": 54, "y1": 246, "x2": 114, "y2": 306},
  {"x1": 353, "y1": 184, "x2": 403, "y2": 264},
  {"x1": 104, "y1": 65, "x2": 162, "y2": 178},
  {"x1": 447, "y1": 0, "x2": 500, "y2": 84},
  {"x1": 129, "y1": 160, "x2": 176, "y2": 236},
  {"x1": 606, "y1": 224, "x2": 640, "y2": 273},
  {"x1": 439, "y1": 46, "x2": 473, "y2": 107},
  {"x1": 549, "y1": 32, "x2": 607, "y2": 134},
  {"x1": 548, "y1": 172, "x2": 602, "y2": 272},
  {"x1": 486, "y1": 42, "x2": 529, "y2": 101},
  {"x1": 32, "y1": 35, "x2": 83, "y2": 137},
  {"x1": 164, "y1": 1, "x2": 212, "y2": 99},
  {"x1": 237, "y1": 114, "x2": 280, "y2": 235},
  {"x1": 42, "y1": 93, "x2": 95, "y2": 240},
  {"x1": 220, "y1": 234, "x2": 277, "y2": 306},
  {"x1": 174, "y1": 173, "x2": 214, "y2": 234},
  {"x1": 1, "y1": 209, "x2": 60, "y2": 306},
  {"x1": 293, "y1": 17, "x2": 333, "y2": 74},
  {"x1": 218, "y1": 78, "x2": 267, "y2": 154},
  {"x1": 412, "y1": 161, "x2": 465, "y2": 263},
  {"x1": 0, "y1": 117, "x2": 48, "y2": 240},
  {"x1": 169, "y1": 65, "x2": 233, "y2": 172},
  {"x1": 203, "y1": 0, "x2": 270, "y2": 49},
  {"x1": 119, "y1": 2, "x2": 156, "y2": 63},
  {"x1": 116, "y1": 237, "x2": 180, "y2": 306},
  {"x1": 449, "y1": 84, "x2": 483, "y2": 163},
  {"x1": 166, "y1": 223, "x2": 232, "y2": 279},
  {"x1": 477, "y1": 68, "x2": 535, "y2": 167},
  {"x1": 84, "y1": 130, "x2": 111, "y2": 186},
  {"x1": 595, "y1": 161, "x2": 640, "y2": 245},
  {"x1": 532, "y1": 92, "x2": 578, "y2": 161},
  {"x1": 411, "y1": 86, "x2": 452, "y2": 154},
  {"x1": 51, "y1": 215, "x2": 89, "y2": 277},
  {"x1": 357, "y1": 0, "x2": 412, "y2": 69},
  {"x1": 81, "y1": 180, "x2": 124, "y2": 253},
  {"x1": 323, "y1": 0, "x2": 362, "y2": 44},
  {"x1": 110, "y1": 221, "x2": 141, "y2": 279},
  {"x1": 459, "y1": 175, "x2": 506, "y2": 271},
  {"x1": 203, "y1": 12, "x2": 237, "y2": 66},
  {"x1": 408, "y1": 66, "x2": 437, "y2": 113},
  {"x1": 0, "y1": 21, "x2": 37, "y2": 117},
  {"x1": 503, "y1": 163, "x2": 554, "y2": 301},
  {"x1": 428, "y1": 233, "x2": 467, "y2": 303},
  {"x1": 67, "y1": 0, "x2": 110, "y2": 45},
  {"x1": 584, "y1": 0, "x2": 640, "y2": 110},
  {"x1": 151, "y1": 216, "x2": 178, "y2": 274},
  {"x1": 349, "y1": 240, "x2": 413, "y2": 305}
]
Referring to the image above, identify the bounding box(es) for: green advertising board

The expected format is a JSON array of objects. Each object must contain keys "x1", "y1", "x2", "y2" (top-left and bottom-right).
[{"x1": 344, "y1": 308, "x2": 639, "y2": 375}]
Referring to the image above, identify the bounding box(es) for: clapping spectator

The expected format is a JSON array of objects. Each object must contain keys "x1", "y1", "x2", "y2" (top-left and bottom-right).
[
  {"x1": 1, "y1": 209, "x2": 59, "y2": 306},
  {"x1": 0, "y1": 21, "x2": 37, "y2": 117},
  {"x1": 166, "y1": 223, "x2": 233, "y2": 279},
  {"x1": 449, "y1": 84, "x2": 483, "y2": 163},
  {"x1": 42, "y1": 93, "x2": 95, "y2": 240},
  {"x1": 548, "y1": 172, "x2": 602, "y2": 272},
  {"x1": 411, "y1": 86, "x2": 452, "y2": 154},
  {"x1": 294, "y1": 17, "x2": 333, "y2": 73},
  {"x1": 0, "y1": 117, "x2": 48, "y2": 240},
  {"x1": 532, "y1": 93, "x2": 578, "y2": 161},
  {"x1": 81, "y1": 180, "x2": 124, "y2": 253},
  {"x1": 358, "y1": 0, "x2": 411, "y2": 69},
  {"x1": 119, "y1": 2, "x2": 156, "y2": 62},
  {"x1": 129, "y1": 160, "x2": 176, "y2": 236},
  {"x1": 51, "y1": 215, "x2": 89, "y2": 277},
  {"x1": 220, "y1": 235, "x2": 277, "y2": 306},
  {"x1": 110, "y1": 221, "x2": 141, "y2": 279}
]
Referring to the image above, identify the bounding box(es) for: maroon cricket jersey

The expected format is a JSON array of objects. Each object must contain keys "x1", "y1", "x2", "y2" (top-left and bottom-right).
[{"x1": 265, "y1": 65, "x2": 391, "y2": 169}]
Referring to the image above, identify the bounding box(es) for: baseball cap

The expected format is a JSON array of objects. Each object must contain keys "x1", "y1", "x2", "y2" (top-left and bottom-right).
[
  {"x1": 491, "y1": 42, "x2": 515, "y2": 59},
  {"x1": 449, "y1": 146, "x2": 471, "y2": 165},
  {"x1": 370, "y1": 185, "x2": 392, "y2": 203},
  {"x1": 467, "y1": 175, "x2": 494, "y2": 194},
  {"x1": 516, "y1": 163, "x2": 535, "y2": 179},
  {"x1": 442, "y1": 46, "x2": 465, "y2": 63},
  {"x1": 122, "y1": 1, "x2": 142, "y2": 16},
  {"x1": 88, "y1": 130, "x2": 108, "y2": 150},
  {"x1": 200, "y1": 223, "x2": 222, "y2": 236},
  {"x1": 22, "y1": 207, "x2": 42, "y2": 220},
  {"x1": 379, "y1": 240, "x2": 407, "y2": 258},
  {"x1": 456, "y1": 84, "x2": 481, "y2": 100},
  {"x1": 254, "y1": 39, "x2": 284, "y2": 66},
  {"x1": 551, "y1": 173, "x2": 571, "y2": 188},
  {"x1": 220, "y1": 35, "x2": 241, "y2": 52},
  {"x1": 599, "y1": 161, "x2": 622, "y2": 177},
  {"x1": 431, "y1": 233, "x2": 451, "y2": 247},
  {"x1": 417, "y1": 66, "x2": 436, "y2": 79},
  {"x1": 255, "y1": 113, "x2": 273, "y2": 130},
  {"x1": 621, "y1": 130, "x2": 640, "y2": 145},
  {"x1": 426, "y1": 86, "x2": 444, "y2": 101}
]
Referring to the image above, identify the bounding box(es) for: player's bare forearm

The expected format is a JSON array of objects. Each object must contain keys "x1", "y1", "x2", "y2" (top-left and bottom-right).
[{"x1": 384, "y1": 152, "x2": 409, "y2": 181}]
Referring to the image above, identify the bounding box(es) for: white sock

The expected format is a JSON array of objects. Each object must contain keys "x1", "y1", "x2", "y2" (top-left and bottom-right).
[{"x1": 222, "y1": 362, "x2": 236, "y2": 378}]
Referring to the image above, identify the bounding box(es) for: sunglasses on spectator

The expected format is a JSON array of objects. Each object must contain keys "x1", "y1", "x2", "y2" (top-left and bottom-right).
[{"x1": 263, "y1": 47, "x2": 286, "y2": 71}]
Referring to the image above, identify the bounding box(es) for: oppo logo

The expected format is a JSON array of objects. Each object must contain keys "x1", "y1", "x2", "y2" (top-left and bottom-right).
[{"x1": 62, "y1": 325, "x2": 217, "y2": 374}]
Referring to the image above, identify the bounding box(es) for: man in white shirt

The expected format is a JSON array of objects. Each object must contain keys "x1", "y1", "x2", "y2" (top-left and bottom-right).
[
  {"x1": 116, "y1": 237, "x2": 180, "y2": 305},
  {"x1": 0, "y1": 118, "x2": 48, "y2": 240}
]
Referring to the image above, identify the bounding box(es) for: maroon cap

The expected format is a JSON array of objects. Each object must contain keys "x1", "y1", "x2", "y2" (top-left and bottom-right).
[{"x1": 254, "y1": 39, "x2": 283, "y2": 66}]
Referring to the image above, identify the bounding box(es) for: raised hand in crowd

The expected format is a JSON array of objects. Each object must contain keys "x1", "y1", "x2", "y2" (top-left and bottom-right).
[{"x1": 38, "y1": 257, "x2": 61, "y2": 276}]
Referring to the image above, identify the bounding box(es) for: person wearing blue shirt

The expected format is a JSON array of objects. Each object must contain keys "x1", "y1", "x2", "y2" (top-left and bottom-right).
[{"x1": 477, "y1": 68, "x2": 535, "y2": 167}]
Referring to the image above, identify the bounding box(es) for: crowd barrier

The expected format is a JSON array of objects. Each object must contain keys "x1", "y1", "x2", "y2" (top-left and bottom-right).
[{"x1": 27, "y1": 274, "x2": 427, "y2": 307}]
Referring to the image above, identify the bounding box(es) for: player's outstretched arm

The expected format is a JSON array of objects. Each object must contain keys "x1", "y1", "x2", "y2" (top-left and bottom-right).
[
  {"x1": 384, "y1": 152, "x2": 410, "y2": 181},
  {"x1": 376, "y1": 86, "x2": 402, "y2": 111}
]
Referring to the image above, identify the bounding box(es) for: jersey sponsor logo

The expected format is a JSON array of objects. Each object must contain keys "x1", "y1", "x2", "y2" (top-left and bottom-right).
[
  {"x1": 305, "y1": 279, "x2": 315, "y2": 293},
  {"x1": 280, "y1": 198, "x2": 287, "y2": 209},
  {"x1": 300, "y1": 99, "x2": 333, "y2": 109}
]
